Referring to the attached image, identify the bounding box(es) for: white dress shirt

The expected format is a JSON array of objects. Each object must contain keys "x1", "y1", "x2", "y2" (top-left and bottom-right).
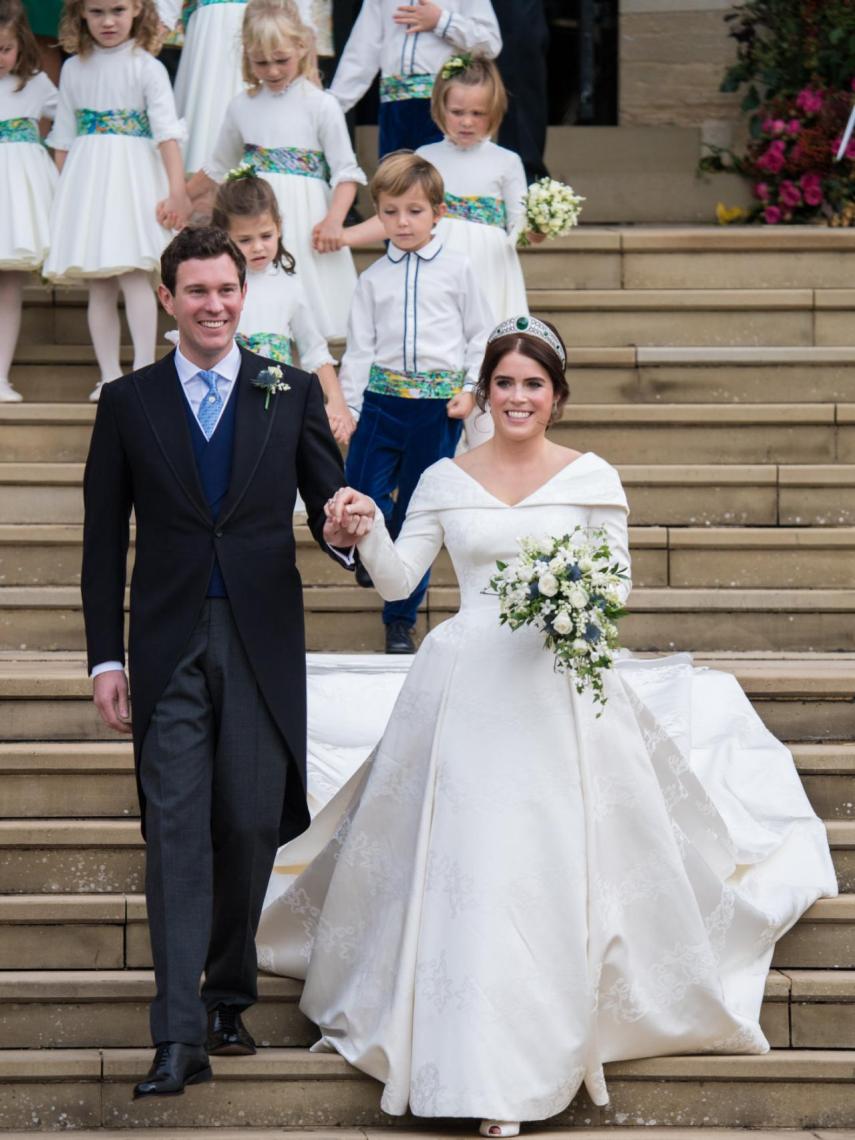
[
  {"x1": 338, "y1": 236, "x2": 493, "y2": 415},
  {"x1": 91, "y1": 342, "x2": 242, "y2": 678},
  {"x1": 241, "y1": 265, "x2": 335, "y2": 373},
  {"x1": 329, "y1": 0, "x2": 501, "y2": 113}
]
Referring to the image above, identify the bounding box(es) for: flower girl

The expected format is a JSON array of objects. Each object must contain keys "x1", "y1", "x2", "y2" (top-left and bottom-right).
[
  {"x1": 181, "y1": 0, "x2": 365, "y2": 339},
  {"x1": 0, "y1": 0, "x2": 58, "y2": 401},
  {"x1": 45, "y1": 0, "x2": 189, "y2": 400},
  {"x1": 211, "y1": 170, "x2": 354, "y2": 443}
]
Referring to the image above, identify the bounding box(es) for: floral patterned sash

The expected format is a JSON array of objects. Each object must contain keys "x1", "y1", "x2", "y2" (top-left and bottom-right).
[
  {"x1": 367, "y1": 363, "x2": 464, "y2": 400},
  {"x1": 75, "y1": 108, "x2": 152, "y2": 138},
  {"x1": 243, "y1": 144, "x2": 331, "y2": 183},
  {"x1": 236, "y1": 331, "x2": 293, "y2": 365},
  {"x1": 444, "y1": 192, "x2": 507, "y2": 229},
  {"x1": 0, "y1": 117, "x2": 40, "y2": 144},
  {"x1": 379, "y1": 73, "x2": 434, "y2": 103}
]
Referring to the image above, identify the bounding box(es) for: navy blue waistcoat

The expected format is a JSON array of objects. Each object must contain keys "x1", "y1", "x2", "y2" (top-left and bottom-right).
[{"x1": 181, "y1": 382, "x2": 238, "y2": 597}]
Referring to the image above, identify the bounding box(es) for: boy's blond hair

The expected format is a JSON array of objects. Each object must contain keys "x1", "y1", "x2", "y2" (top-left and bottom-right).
[
  {"x1": 431, "y1": 55, "x2": 507, "y2": 138},
  {"x1": 242, "y1": 0, "x2": 320, "y2": 92},
  {"x1": 369, "y1": 151, "x2": 444, "y2": 210}
]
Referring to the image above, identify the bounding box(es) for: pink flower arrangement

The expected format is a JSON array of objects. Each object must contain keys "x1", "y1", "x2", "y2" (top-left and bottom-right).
[
  {"x1": 763, "y1": 205, "x2": 783, "y2": 224},
  {"x1": 796, "y1": 87, "x2": 824, "y2": 115},
  {"x1": 800, "y1": 172, "x2": 824, "y2": 207},
  {"x1": 779, "y1": 180, "x2": 802, "y2": 207}
]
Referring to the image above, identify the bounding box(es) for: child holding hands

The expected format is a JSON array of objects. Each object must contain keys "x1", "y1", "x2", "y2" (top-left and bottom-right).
[
  {"x1": 340, "y1": 151, "x2": 492, "y2": 653},
  {"x1": 45, "y1": 0, "x2": 189, "y2": 400}
]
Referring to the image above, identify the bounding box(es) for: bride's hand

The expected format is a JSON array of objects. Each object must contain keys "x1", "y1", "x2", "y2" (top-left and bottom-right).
[{"x1": 323, "y1": 487, "x2": 375, "y2": 544}]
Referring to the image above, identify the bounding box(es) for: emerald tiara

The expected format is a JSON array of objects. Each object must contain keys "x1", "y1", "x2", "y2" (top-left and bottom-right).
[{"x1": 487, "y1": 315, "x2": 566, "y2": 366}]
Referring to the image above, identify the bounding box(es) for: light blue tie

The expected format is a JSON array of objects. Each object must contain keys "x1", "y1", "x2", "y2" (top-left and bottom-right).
[{"x1": 196, "y1": 370, "x2": 223, "y2": 439}]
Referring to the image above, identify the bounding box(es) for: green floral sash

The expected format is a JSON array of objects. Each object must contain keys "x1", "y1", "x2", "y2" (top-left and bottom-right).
[
  {"x1": 243, "y1": 144, "x2": 331, "y2": 182},
  {"x1": 367, "y1": 363, "x2": 464, "y2": 400},
  {"x1": 75, "y1": 108, "x2": 152, "y2": 137},
  {"x1": 379, "y1": 73, "x2": 434, "y2": 103},
  {"x1": 445, "y1": 192, "x2": 507, "y2": 229},
  {"x1": 0, "y1": 117, "x2": 40, "y2": 144},
  {"x1": 236, "y1": 331, "x2": 293, "y2": 365}
]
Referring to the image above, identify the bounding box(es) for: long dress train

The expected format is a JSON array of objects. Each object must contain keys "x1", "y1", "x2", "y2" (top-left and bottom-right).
[{"x1": 257, "y1": 453, "x2": 836, "y2": 1121}]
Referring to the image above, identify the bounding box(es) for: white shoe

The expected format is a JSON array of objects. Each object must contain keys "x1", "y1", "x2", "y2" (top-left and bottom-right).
[
  {"x1": 480, "y1": 1122, "x2": 520, "y2": 1137},
  {"x1": 0, "y1": 378, "x2": 23, "y2": 402},
  {"x1": 88, "y1": 381, "x2": 104, "y2": 402}
]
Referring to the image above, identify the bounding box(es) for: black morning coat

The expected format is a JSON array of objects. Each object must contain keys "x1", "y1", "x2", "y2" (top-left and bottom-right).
[{"x1": 80, "y1": 347, "x2": 348, "y2": 842}]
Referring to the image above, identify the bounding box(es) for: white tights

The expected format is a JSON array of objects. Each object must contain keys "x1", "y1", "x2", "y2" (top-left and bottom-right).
[
  {"x1": 0, "y1": 271, "x2": 26, "y2": 384},
  {"x1": 87, "y1": 270, "x2": 157, "y2": 384}
]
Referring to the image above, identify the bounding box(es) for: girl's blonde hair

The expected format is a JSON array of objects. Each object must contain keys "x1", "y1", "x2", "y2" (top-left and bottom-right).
[
  {"x1": 0, "y1": 0, "x2": 41, "y2": 91},
  {"x1": 242, "y1": 0, "x2": 320, "y2": 93},
  {"x1": 59, "y1": 0, "x2": 162, "y2": 56},
  {"x1": 431, "y1": 54, "x2": 507, "y2": 138}
]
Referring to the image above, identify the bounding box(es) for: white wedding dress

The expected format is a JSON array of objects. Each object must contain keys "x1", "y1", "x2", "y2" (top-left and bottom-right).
[{"x1": 257, "y1": 453, "x2": 837, "y2": 1122}]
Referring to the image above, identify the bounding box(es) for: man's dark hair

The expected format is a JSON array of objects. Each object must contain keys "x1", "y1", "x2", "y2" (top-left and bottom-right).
[{"x1": 160, "y1": 225, "x2": 247, "y2": 295}]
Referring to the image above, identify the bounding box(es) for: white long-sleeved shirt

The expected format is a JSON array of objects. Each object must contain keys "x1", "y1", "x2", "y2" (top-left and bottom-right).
[
  {"x1": 330, "y1": 0, "x2": 501, "y2": 113},
  {"x1": 203, "y1": 78, "x2": 365, "y2": 188},
  {"x1": 416, "y1": 137, "x2": 528, "y2": 240},
  {"x1": 338, "y1": 235, "x2": 493, "y2": 415}
]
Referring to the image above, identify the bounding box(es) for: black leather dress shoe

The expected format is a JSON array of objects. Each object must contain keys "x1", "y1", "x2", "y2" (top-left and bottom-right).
[
  {"x1": 206, "y1": 1004, "x2": 257, "y2": 1056},
  {"x1": 385, "y1": 620, "x2": 415, "y2": 654},
  {"x1": 133, "y1": 1042, "x2": 211, "y2": 1098},
  {"x1": 355, "y1": 560, "x2": 374, "y2": 589}
]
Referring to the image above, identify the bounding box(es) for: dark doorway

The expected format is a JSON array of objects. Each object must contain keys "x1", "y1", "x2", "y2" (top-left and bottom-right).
[{"x1": 547, "y1": 0, "x2": 618, "y2": 125}]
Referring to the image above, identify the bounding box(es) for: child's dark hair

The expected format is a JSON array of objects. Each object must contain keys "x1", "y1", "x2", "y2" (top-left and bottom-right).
[
  {"x1": 212, "y1": 172, "x2": 296, "y2": 274},
  {"x1": 0, "y1": 0, "x2": 40, "y2": 90}
]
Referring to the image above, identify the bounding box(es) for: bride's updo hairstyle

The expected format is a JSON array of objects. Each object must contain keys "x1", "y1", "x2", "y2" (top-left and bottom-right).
[{"x1": 475, "y1": 317, "x2": 569, "y2": 427}]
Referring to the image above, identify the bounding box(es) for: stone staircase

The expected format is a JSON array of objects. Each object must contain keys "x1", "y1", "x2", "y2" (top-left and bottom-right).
[{"x1": 1, "y1": 227, "x2": 855, "y2": 1133}]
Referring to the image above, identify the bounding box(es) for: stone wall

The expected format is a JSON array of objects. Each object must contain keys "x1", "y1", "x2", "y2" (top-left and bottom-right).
[{"x1": 619, "y1": 0, "x2": 744, "y2": 142}]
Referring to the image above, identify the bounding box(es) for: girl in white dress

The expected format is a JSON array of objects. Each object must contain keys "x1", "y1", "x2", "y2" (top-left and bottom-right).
[
  {"x1": 0, "y1": 1, "x2": 58, "y2": 402},
  {"x1": 183, "y1": 1, "x2": 365, "y2": 340},
  {"x1": 257, "y1": 317, "x2": 837, "y2": 1136},
  {"x1": 45, "y1": 0, "x2": 190, "y2": 400},
  {"x1": 340, "y1": 54, "x2": 529, "y2": 324},
  {"x1": 211, "y1": 170, "x2": 354, "y2": 443}
]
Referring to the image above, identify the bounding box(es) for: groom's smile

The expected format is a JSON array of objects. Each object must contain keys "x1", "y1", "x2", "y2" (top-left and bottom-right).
[{"x1": 157, "y1": 254, "x2": 247, "y2": 370}]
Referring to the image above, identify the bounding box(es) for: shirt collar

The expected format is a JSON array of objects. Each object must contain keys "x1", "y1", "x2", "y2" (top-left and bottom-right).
[
  {"x1": 174, "y1": 339, "x2": 242, "y2": 385},
  {"x1": 386, "y1": 235, "x2": 444, "y2": 264}
]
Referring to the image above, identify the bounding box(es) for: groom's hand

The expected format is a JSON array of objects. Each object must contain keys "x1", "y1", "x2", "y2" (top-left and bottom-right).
[
  {"x1": 93, "y1": 670, "x2": 133, "y2": 734},
  {"x1": 323, "y1": 488, "x2": 375, "y2": 546}
]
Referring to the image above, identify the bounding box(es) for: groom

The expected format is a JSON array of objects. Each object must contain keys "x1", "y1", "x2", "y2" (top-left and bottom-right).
[{"x1": 82, "y1": 226, "x2": 350, "y2": 1098}]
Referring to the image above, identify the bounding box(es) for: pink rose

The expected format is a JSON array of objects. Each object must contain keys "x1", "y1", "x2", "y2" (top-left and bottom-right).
[
  {"x1": 761, "y1": 117, "x2": 775, "y2": 134},
  {"x1": 787, "y1": 119, "x2": 801, "y2": 135},
  {"x1": 764, "y1": 205, "x2": 783, "y2": 224},
  {"x1": 754, "y1": 182, "x2": 770, "y2": 200},
  {"x1": 800, "y1": 172, "x2": 822, "y2": 192},
  {"x1": 803, "y1": 185, "x2": 824, "y2": 207},
  {"x1": 779, "y1": 180, "x2": 802, "y2": 208},
  {"x1": 795, "y1": 88, "x2": 823, "y2": 115},
  {"x1": 769, "y1": 139, "x2": 786, "y2": 156},
  {"x1": 772, "y1": 119, "x2": 786, "y2": 134},
  {"x1": 756, "y1": 147, "x2": 785, "y2": 174}
]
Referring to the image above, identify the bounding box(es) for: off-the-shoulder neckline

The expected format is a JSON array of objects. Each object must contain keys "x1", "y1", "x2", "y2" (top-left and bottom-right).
[{"x1": 443, "y1": 452, "x2": 598, "y2": 508}]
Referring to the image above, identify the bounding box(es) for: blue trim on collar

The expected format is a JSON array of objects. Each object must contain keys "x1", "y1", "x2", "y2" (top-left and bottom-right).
[{"x1": 385, "y1": 236, "x2": 444, "y2": 264}]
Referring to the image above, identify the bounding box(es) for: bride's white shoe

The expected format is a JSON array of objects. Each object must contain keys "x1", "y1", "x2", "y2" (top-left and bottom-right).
[{"x1": 479, "y1": 1121, "x2": 520, "y2": 1137}]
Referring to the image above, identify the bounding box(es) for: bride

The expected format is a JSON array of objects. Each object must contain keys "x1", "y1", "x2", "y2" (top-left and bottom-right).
[{"x1": 256, "y1": 317, "x2": 837, "y2": 1135}]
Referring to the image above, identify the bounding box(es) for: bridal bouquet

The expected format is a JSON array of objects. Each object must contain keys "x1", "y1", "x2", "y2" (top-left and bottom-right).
[
  {"x1": 517, "y1": 177, "x2": 585, "y2": 247},
  {"x1": 488, "y1": 528, "x2": 629, "y2": 711}
]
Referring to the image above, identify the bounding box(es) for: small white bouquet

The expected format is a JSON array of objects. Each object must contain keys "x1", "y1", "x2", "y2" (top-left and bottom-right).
[
  {"x1": 518, "y1": 177, "x2": 585, "y2": 247},
  {"x1": 488, "y1": 528, "x2": 629, "y2": 711}
]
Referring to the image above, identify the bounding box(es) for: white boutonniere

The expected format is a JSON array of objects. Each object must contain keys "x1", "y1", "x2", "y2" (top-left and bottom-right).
[{"x1": 252, "y1": 364, "x2": 291, "y2": 410}]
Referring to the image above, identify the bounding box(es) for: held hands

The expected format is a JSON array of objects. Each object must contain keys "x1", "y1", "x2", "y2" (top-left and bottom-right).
[
  {"x1": 325, "y1": 400, "x2": 357, "y2": 445},
  {"x1": 323, "y1": 487, "x2": 376, "y2": 547},
  {"x1": 156, "y1": 192, "x2": 192, "y2": 231},
  {"x1": 393, "y1": 0, "x2": 442, "y2": 33},
  {"x1": 447, "y1": 390, "x2": 475, "y2": 419},
  {"x1": 93, "y1": 670, "x2": 132, "y2": 735},
  {"x1": 312, "y1": 216, "x2": 345, "y2": 253}
]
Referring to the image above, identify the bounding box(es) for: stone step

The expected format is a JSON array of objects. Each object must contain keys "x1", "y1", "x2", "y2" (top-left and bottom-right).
[
  {"x1": 0, "y1": 818, "x2": 850, "y2": 896},
  {"x1": 0, "y1": 968, "x2": 837, "y2": 1051},
  {"x1": 8, "y1": 523, "x2": 855, "y2": 590},
  {"x1": 8, "y1": 461, "x2": 851, "y2": 528},
  {"x1": 4, "y1": 583, "x2": 855, "y2": 653},
  {"x1": 1, "y1": 653, "x2": 852, "y2": 742},
  {"x1": 0, "y1": 1133, "x2": 835, "y2": 1140},
  {"x1": 1, "y1": 1048, "x2": 854, "y2": 1130},
  {"x1": 0, "y1": 891, "x2": 851, "y2": 973},
  {"x1": 13, "y1": 344, "x2": 855, "y2": 407},
  {"x1": 536, "y1": 288, "x2": 855, "y2": 349},
  {"x1": 1, "y1": 739, "x2": 851, "y2": 822},
  {"x1": 6, "y1": 402, "x2": 855, "y2": 465}
]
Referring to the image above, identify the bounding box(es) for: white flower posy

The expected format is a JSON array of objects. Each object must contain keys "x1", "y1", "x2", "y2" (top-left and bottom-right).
[
  {"x1": 488, "y1": 527, "x2": 629, "y2": 712},
  {"x1": 518, "y1": 177, "x2": 585, "y2": 247}
]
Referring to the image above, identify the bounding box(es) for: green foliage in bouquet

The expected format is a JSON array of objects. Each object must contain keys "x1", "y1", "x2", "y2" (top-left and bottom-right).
[{"x1": 700, "y1": 0, "x2": 855, "y2": 224}]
